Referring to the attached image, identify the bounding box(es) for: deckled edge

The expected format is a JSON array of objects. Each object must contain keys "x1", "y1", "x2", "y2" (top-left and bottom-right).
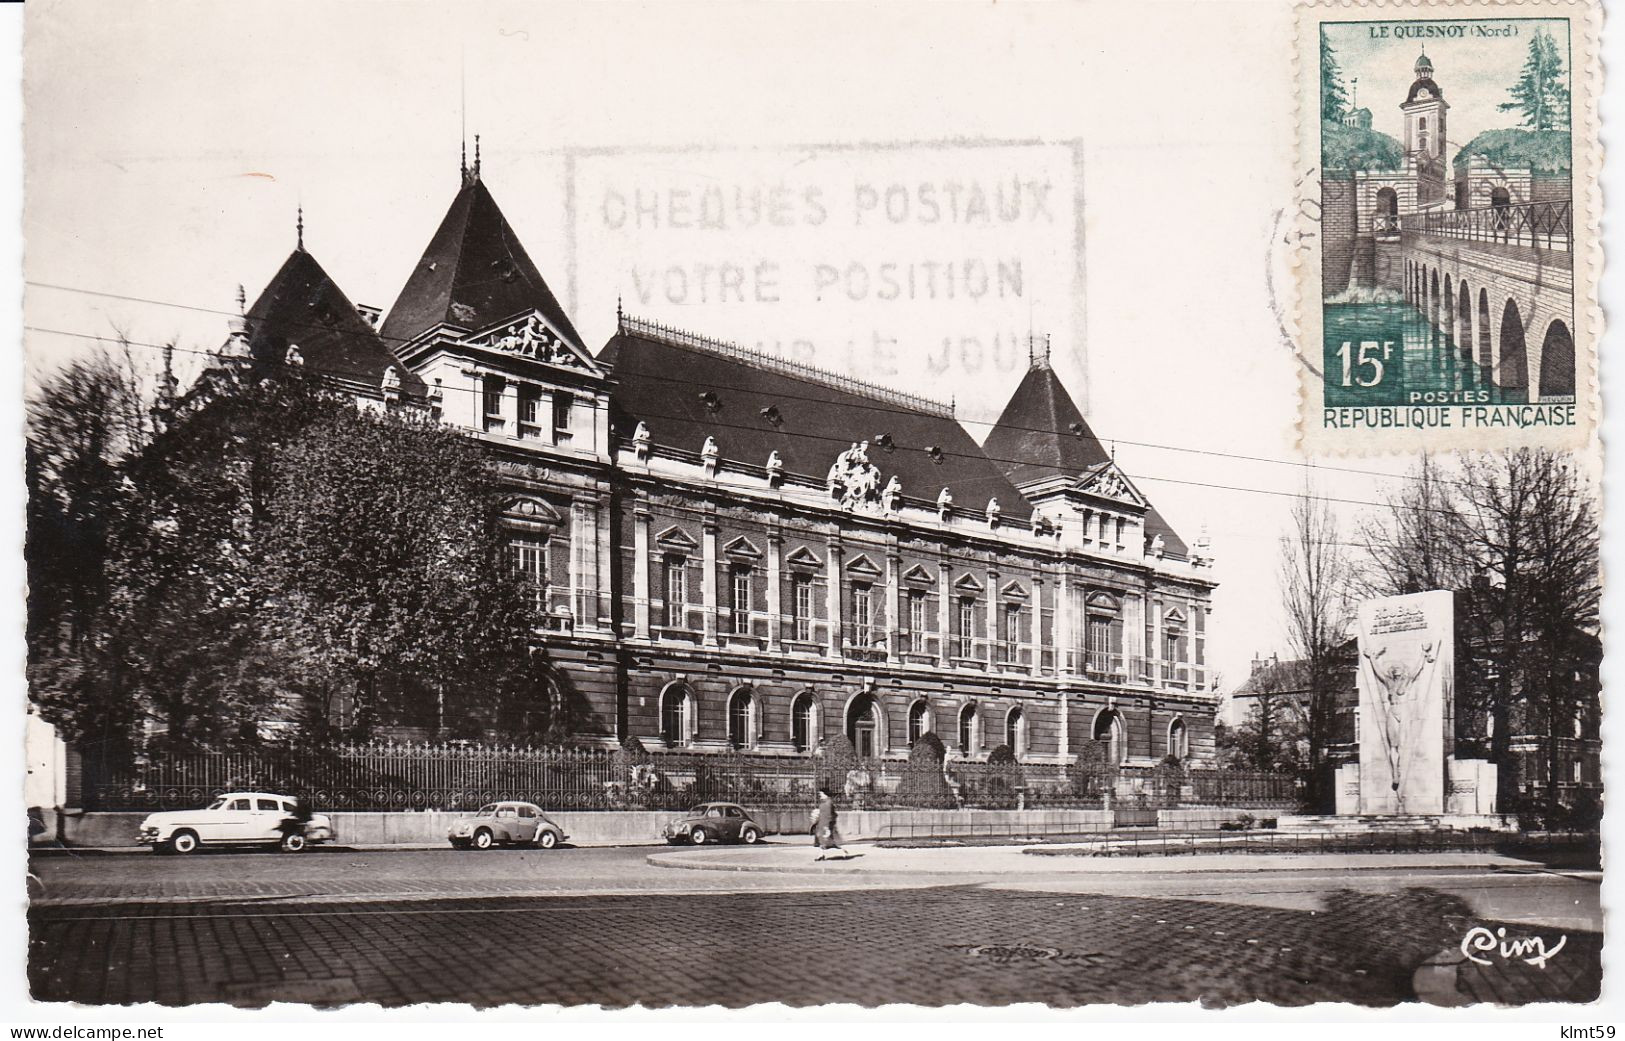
[{"x1": 1291, "y1": 0, "x2": 1603, "y2": 460}]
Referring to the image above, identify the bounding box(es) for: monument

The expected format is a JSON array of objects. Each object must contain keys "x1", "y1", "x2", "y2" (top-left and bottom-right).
[{"x1": 1333, "y1": 589, "x2": 1499, "y2": 819}]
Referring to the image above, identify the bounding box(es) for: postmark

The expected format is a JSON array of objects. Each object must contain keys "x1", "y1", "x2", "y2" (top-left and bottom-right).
[{"x1": 1294, "y1": 0, "x2": 1600, "y2": 454}]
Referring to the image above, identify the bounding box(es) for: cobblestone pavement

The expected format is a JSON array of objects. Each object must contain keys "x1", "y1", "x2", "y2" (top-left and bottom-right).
[{"x1": 29, "y1": 882, "x2": 1601, "y2": 1008}]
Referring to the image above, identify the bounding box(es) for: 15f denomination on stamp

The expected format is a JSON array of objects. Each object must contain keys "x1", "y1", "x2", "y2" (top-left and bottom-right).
[{"x1": 1294, "y1": 0, "x2": 1601, "y2": 455}]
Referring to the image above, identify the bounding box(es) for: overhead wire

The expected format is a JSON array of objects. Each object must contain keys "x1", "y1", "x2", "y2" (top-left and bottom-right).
[{"x1": 24, "y1": 320, "x2": 1460, "y2": 521}]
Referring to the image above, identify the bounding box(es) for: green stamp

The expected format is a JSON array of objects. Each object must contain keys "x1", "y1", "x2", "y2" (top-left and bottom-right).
[{"x1": 1296, "y1": 1, "x2": 1598, "y2": 452}]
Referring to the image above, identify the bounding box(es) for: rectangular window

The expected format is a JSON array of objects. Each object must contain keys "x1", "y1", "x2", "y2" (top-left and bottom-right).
[
  {"x1": 482, "y1": 375, "x2": 505, "y2": 432},
  {"x1": 664, "y1": 558, "x2": 686, "y2": 629},
  {"x1": 517, "y1": 385, "x2": 541, "y2": 440},
  {"x1": 957, "y1": 597, "x2": 975, "y2": 658},
  {"x1": 792, "y1": 575, "x2": 813, "y2": 642},
  {"x1": 730, "y1": 566, "x2": 752, "y2": 635},
  {"x1": 852, "y1": 584, "x2": 872, "y2": 646},
  {"x1": 505, "y1": 537, "x2": 548, "y2": 613},
  {"x1": 552, "y1": 391, "x2": 574, "y2": 442},
  {"x1": 908, "y1": 591, "x2": 926, "y2": 653},
  {"x1": 1001, "y1": 603, "x2": 1021, "y2": 661}
]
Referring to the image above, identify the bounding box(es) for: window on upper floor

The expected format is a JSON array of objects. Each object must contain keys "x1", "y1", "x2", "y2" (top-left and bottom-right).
[
  {"x1": 730, "y1": 565, "x2": 753, "y2": 635},
  {"x1": 1000, "y1": 602, "x2": 1021, "y2": 661},
  {"x1": 791, "y1": 575, "x2": 813, "y2": 642},
  {"x1": 907, "y1": 591, "x2": 927, "y2": 653},
  {"x1": 482, "y1": 375, "x2": 505, "y2": 433},
  {"x1": 852, "y1": 584, "x2": 873, "y2": 646},
  {"x1": 956, "y1": 597, "x2": 976, "y2": 658},
  {"x1": 505, "y1": 536, "x2": 549, "y2": 614},
  {"x1": 517, "y1": 385, "x2": 542, "y2": 440},
  {"x1": 552, "y1": 391, "x2": 574, "y2": 443},
  {"x1": 663, "y1": 556, "x2": 687, "y2": 629}
]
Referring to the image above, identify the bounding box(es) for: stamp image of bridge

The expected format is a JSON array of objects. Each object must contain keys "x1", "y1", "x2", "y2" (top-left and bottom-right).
[{"x1": 1318, "y1": 20, "x2": 1575, "y2": 412}]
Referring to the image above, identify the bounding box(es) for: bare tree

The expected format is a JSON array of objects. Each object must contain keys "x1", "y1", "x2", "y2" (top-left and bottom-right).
[
  {"x1": 1355, "y1": 449, "x2": 1600, "y2": 816},
  {"x1": 1280, "y1": 483, "x2": 1353, "y2": 809}
]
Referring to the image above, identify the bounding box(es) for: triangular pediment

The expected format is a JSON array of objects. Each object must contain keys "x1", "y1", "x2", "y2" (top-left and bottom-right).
[
  {"x1": 845, "y1": 553, "x2": 882, "y2": 577},
  {"x1": 1164, "y1": 606, "x2": 1188, "y2": 628},
  {"x1": 458, "y1": 310, "x2": 606, "y2": 377},
  {"x1": 952, "y1": 573, "x2": 984, "y2": 593},
  {"x1": 1000, "y1": 580, "x2": 1029, "y2": 601},
  {"x1": 655, "y1": 525, "x2": 700, "y2": 552},
  {"x1": 1076, "y1": 462, "x2": 1148, "y2": 508},
  {"x1": 902, "y1": 564, "x2": 936, "y2": 586},
  {"x1": 723, "y1": 536, "x2": 763, "y2": 559},
  {"x1": 785, "y1": 545, "x2": 823, "y2": 569}
]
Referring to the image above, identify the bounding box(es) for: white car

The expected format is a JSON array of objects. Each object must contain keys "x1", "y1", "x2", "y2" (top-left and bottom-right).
[{"x1": 137, "y1": 792, "x2": 336, "y2": 854}]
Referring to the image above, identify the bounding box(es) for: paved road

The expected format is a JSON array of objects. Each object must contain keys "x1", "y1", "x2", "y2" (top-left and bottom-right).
[{"x1": 27, "y1": 844, "x2": 1601, "y2": 1008}]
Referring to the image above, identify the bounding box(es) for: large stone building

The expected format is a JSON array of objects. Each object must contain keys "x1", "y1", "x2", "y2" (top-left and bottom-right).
[{"x1": 223, "y1": 155, "x2": 1220, "y2": 769}]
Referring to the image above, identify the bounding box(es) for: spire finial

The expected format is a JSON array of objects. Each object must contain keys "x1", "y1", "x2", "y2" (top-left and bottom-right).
[
  {"x1": 473, "y1": 134, "x2": 481, "y2": 181},
  {"x1": 461, "y1": 138, "x2": 468, "y2": 183},
  {"x1": 296, "y1": 205, "x2": 304, "y2": 250},
  {"x1": 236, "y1": 283, "x2": 246, "y2": 315}
]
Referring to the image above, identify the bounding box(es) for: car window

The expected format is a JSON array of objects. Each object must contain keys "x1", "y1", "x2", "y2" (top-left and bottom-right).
[
  {"x1": 228, "y1": 798, "x2": 251, "y2": 812},
  {"x1": 256, "y1": 798, "x2": 281, "y2": 812},
  {"x1": 477, "y1": 804, "x2": 497, "y2": 816},
  {"x1": 518, "y1": 806, "x2": 536, "y2": 818},
  {"x1": 689, "y1": 806, "x2": 707, "y2": 816},
  {"x1": 207, "y1": 797, "x2": 227, "y2": 810},
  {"x1": 707, "y1": 807, "x2": 724, "y2": 818},
  {"x1": 725, "y1": 807, "x2": 743, "y2": 818},
  {"x1": 497, "y1": 808, "x2": 517, "y2": 819}
]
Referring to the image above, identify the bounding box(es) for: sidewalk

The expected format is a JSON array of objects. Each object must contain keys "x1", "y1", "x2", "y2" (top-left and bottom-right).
[{"x1": 647, "y1": 842, "x2": 1550, "y2": 876}]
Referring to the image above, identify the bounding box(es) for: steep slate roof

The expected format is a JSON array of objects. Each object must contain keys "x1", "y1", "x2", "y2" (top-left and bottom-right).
[
  {"x1": 600, "y1": 330, "x2": 1032, "y2": 520},
  {"x1": 380, "y1": 176, "x2": 584, "y2": 351},
  {"x1": 981, "y1": 362, "x2": 1188, "y2": 556},
  {"x1": 246, "y1": 247, "x2": 424, "y2": 396}
]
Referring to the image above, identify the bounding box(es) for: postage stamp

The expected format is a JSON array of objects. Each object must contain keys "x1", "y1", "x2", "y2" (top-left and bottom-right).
[{"x1": 1294, "y1": 0, "x2": 1601, "y2": 455}]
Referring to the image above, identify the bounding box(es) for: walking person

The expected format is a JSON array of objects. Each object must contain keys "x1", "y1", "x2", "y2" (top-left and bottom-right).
[{"x1": 812, "y1": 786, "x2": 847, "y2": 861}]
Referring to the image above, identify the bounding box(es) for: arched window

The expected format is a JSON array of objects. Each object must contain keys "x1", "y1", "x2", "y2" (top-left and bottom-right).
[
  {"x1": 1005, "y1": 707, "x2": 1025, "y2": 757},
  {"x1": 1093, "y1": 709, "x2": 1124, "y2": 766},
  {"x1": 792, "y1": 692, "x2": 817, "y2": 753},
  {"x1": 660, "y1": 684, "x2": 690, "y2": 747},
  {"x1": 958, "y1": 703, "x2": 978, "y2": 755},
  {"x1": 728, "y1": 688, "x2": 754, "y2": 749},
  {"x1": 1168, "y1": 717, "x2": 1189, "y2": 760},
  {"x1": 908, "y1": 700, "x2": 929, "y2": 746}
]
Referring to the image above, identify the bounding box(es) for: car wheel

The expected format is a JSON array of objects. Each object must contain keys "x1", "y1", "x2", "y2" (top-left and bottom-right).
[
  {"x1": 536, "y1": 830, "x2": 559, "y2": 850},
  {"x1": 170, "y1": 830, "x2": 199, "y2": 855},
  {"x1": 740, "y1": 826, "x2": 761, "y2": 844},
  {"x1": 280, "y1": 833, "x2": 306, "y2": 853},
  {"x1": 690, "y1": 828, "x2": 710, "y2": 845},
  {"x1": 473, "y1": 828, "x2": 494, "y2": 850}
]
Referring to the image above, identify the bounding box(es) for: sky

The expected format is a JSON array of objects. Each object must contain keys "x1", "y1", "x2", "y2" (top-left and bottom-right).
[
  {"x1": 1325, "y1": 16, "x2": 1571, "y2": 147},
  {"x1": 21, "y1": 0, "x2": 1430, "y2": 692}
]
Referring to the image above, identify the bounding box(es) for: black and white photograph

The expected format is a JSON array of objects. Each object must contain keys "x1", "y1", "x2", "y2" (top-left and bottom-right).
[{"x1": 11, "y1": 0, "x2": 1615, "y2": 1023}]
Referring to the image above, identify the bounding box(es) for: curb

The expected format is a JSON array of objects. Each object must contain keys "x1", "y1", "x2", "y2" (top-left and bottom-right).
[{"x1": 645, "y1": 848, "x2": 1543, "y2": 876}]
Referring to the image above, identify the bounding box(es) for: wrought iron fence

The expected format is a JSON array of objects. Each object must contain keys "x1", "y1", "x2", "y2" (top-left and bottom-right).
[
  {"x1": 80, "y1": 741, "x2": 1301, "y2": 814},
  {"x1": 1401, "y1": 200, "x2": 1572, "y2": 250}
]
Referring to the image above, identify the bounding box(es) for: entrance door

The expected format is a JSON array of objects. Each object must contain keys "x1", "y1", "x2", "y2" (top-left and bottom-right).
[{"x1": 847, "y1": 694, "x2": 878, "y2": 758}]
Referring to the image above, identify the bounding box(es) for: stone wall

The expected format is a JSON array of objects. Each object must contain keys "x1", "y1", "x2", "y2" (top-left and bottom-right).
[{"x1": 1321, "y1": 180, "x2": 1358, "y2": 296}]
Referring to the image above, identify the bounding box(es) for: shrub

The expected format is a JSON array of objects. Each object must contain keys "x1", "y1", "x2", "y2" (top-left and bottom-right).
[
  {"x1": 895, "y1": 732, "x2": 954, "y2": 809},
  {"x1": 970, "y1": 743, "x2": 1025, "y2": 809},
  {"x1": 1068, "y1": 740, "x2": 1118, "y2": 800},
  {"x1": 813, "y1": 733, "x2": 859, "y2": 799}
]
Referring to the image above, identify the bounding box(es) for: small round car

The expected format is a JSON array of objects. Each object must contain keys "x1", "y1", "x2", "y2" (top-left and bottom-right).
[
  {"x1": 447, "y1": 801, "x2": 567, "y2": 850},
  {"x1": 662, "y1": 802, "x2": 763, "y2": 846}
]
